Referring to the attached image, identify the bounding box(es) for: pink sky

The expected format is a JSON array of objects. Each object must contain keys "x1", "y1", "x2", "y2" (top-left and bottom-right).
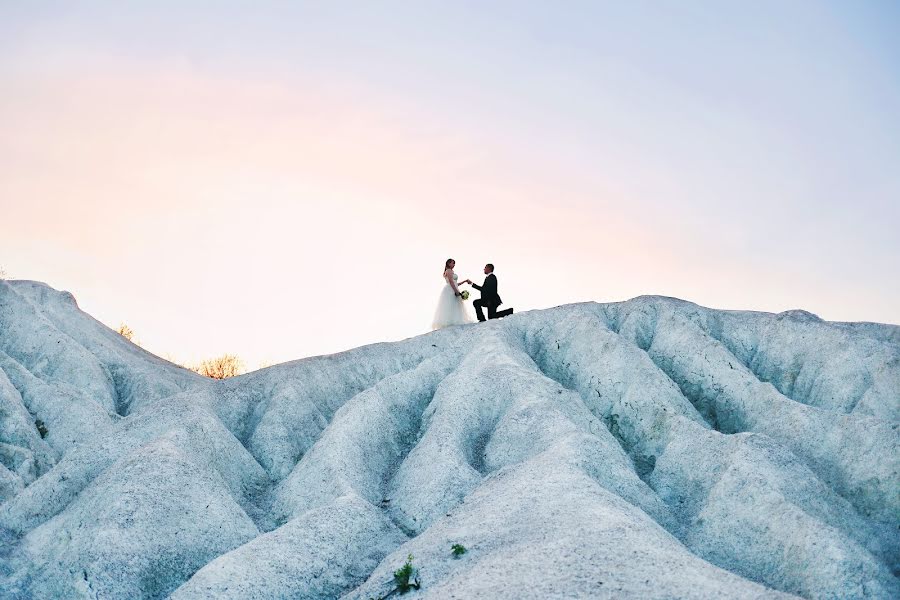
[{"x1": 3, "y1": 4, "x2": 898, "y2": 368}]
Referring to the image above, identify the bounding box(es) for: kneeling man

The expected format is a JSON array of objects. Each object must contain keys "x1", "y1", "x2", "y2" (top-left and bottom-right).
[{"x1": 471, "y1": 263, "x2": 514, "y2": 321}]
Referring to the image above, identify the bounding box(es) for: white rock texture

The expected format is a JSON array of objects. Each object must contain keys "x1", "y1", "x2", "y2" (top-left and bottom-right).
[{"x1": 0, "y1": 280, "x2": 897, "y2": 599}]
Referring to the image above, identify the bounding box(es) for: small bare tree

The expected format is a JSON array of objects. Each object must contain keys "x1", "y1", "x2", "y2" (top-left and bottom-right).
[
  {"x1": 194, "y1": 354, "x2": 244, "y2": 379},
  {"x1": 117, "y1": 323, "x2": 135, "y2": 341},
  {"x1": 116, "y1": 323, "x2": 142, "y2": 346}
]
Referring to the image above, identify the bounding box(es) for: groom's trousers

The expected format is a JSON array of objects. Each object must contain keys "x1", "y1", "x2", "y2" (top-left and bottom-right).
[
  {"x1": 473, "y1": 299, "x2": 497, "y2": 321},
  {"x1": 474, "y1": 300, "x2": 512, "y2": 321}
]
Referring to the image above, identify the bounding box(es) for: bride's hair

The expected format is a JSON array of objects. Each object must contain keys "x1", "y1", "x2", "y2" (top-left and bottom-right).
[{"x1": 444, "y1": 258, "x2": 454, "y2": 272}]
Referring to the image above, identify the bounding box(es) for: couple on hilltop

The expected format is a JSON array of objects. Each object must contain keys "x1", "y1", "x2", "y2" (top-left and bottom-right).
[{"x1": 432, "y1": 258, "x2": 513, "y2": 330}]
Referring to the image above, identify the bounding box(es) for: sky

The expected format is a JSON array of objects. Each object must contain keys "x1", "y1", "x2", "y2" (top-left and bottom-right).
[{"x1": 2, "y1": 1, "x2": 899, "y2": 369}]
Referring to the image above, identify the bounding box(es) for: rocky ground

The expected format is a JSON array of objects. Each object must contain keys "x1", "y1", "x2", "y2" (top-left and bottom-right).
[{"x1": 0, "y1": 279, "x2": 897, "y2": 598}]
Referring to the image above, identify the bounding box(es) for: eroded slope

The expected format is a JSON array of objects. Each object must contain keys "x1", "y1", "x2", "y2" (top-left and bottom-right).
[{"x1": 0, "y1": 281, "x2": 897, "y2": 599}]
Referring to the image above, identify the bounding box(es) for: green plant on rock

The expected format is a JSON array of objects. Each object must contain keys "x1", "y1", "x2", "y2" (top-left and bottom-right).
[
  {"x1": 393, "y1": 554, "x2": 420, "y2": 594},
  {"x1": 368, "y1": 553, "x2": 422, "y2": 599},
  {"x1": 451, "y1": 543, "x2": 466, "y2": 557}
]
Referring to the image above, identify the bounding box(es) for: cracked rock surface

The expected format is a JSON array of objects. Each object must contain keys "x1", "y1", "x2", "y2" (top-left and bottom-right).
[{"x1": 0, "y1": 280, "x2": 897, "y2": 598}]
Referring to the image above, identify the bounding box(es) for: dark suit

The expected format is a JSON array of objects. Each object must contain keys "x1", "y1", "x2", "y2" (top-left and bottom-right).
[{"x1": 471, "y1": 273, "x2": 512, "y2": 321}]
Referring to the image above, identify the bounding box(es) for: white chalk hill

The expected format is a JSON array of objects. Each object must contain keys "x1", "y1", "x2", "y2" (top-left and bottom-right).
[{"x1": 0, "y1": 279, "x2": 898, "y2": 599}]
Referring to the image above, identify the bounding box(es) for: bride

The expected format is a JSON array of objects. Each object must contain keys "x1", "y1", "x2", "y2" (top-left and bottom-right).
[{"x1": 432, "y1": 258, "x2": 475, "y2": 329}]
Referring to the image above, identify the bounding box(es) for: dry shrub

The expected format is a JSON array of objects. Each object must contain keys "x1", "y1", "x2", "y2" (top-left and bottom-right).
[
  {"x1": 117, "y1": 323, "x2": 135, "y2": 341},
  {"x1": 194, "y1": 354, "x2": 244, "y2": 379}
]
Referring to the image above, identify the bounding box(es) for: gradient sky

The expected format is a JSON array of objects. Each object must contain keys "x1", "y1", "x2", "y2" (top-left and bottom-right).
[{"x1": 2, "y1": 1, "x2": 899, "y2": 368}]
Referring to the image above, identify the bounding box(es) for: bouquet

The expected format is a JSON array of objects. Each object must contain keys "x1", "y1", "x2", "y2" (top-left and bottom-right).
[{"x1": 460, "y1": 290, "x2": 470, "y2": 300}]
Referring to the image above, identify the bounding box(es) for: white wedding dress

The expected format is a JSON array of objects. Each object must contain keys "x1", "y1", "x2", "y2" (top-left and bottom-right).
[{"x1": 432, "y1": 271, "x2": 474, "y2": 329}]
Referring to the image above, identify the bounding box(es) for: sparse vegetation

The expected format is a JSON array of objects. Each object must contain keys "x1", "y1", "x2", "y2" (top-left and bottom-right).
[
  {"x1": 35, "y1": 419, "x2": 48, "y2": 438},
  {"x1": 451, "y1": 543, "x2": 466, "y2": 557},
  {"x1": 117, "y1": 323, "x2": 136, "y2": 342},
  {"x1": 393, "y1": 554, "x2": 419, "y2": 593},
  {"x1": 193, "y1": 354, "x2": 244, "y2": 379},
  {"x1": 0, "y1": 267, "x2": 7, "y2": 279},
  {"x1": 370, "y1": 554, "x2": 421, "y2": 599}
]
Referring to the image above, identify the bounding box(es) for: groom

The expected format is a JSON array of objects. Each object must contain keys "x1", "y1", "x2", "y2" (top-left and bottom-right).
[{"x1": 470, "y1": 263, "x2": 514, "y2": 322}]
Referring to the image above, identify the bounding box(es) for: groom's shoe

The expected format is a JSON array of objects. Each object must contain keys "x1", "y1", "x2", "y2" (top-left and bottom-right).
[{"x1": 497, "y1": 308, "x2": 514, "y2": 318}]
